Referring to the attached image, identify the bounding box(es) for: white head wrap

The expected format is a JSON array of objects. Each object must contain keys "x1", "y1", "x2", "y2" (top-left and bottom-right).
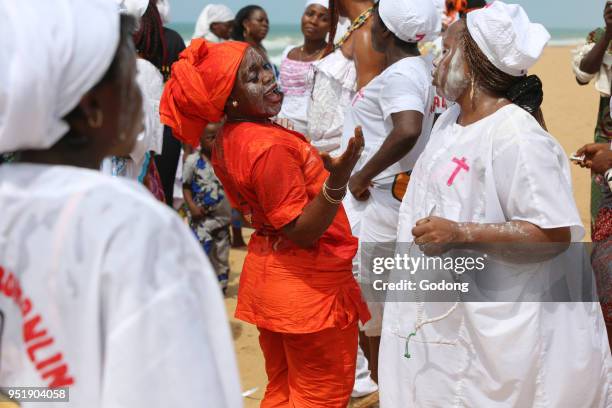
[
  {"x1": 157, "y1": 0, "x2": 170, "y2": 24},
  {"x1": 379, "y1": 0, "x2": 441, "y2": 43},
  {"x1": 0, "y1": 0, "x2": 119, "y2": 153},
  {"x1": 305, "y1": 0, "x2": 329, "y2": 10},
  {"x1": 467, "y1": 1, "x2": 550, "y2": 77},
  {"x1": 192, "y1": 4, "x2": 235, "y2": 41},
  {"x1": 121, "y1": 0, "x2": 149, "y2": 18}
]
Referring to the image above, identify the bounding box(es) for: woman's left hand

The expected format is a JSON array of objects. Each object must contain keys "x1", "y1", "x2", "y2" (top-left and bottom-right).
[{"x1": 411, "y1": 216, "x2": 464, "y2": 256}]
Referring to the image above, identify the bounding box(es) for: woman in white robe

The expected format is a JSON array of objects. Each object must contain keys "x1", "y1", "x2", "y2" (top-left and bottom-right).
[
  {"x1": 0, "y1": 1, "x2": 241, "y2": 406},
  {"x1": 379, "y1": 3, "x2": 612, "y2": 407}
]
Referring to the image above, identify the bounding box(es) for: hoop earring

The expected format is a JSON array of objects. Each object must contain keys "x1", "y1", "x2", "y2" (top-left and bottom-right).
[
  {"x1": 87, "y1": 110, "x2": 103, "y2": 128},
  {"x1": 232, "y1": 100, "x2": 239, "y2": 108}
]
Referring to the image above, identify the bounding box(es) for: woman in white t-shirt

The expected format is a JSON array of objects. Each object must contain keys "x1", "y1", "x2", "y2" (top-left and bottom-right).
[
  {"x1": 379, "y1": 3, "x2": 611, "y2": 407},
  {"x1": 0, "y1": 1, "x2": 241, "y2": 407},
  {"x1": 278, "y1": 0, "x2": 330, "y2": 135},
  {"x1": 338, "y1": 0, "x2": 440, "y2": 383}
]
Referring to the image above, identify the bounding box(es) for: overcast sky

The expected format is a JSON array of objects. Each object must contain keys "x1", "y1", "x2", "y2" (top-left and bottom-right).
[{"x1": 169, "y1": 0, "x2": 605, "y2": 29}]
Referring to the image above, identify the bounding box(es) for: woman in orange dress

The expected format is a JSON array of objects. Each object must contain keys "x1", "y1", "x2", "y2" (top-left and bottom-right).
[{"x1": 161, "y1": 39, "x2": 370, "y2": 407}]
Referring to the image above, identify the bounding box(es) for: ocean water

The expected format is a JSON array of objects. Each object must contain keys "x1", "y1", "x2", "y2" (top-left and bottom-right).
[{"x1": 167, "y1": 22, "x2": 593, "y2": 65}]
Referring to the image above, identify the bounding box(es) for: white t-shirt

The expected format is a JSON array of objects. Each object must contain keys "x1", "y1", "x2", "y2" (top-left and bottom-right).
[
  {"x1": 380, "y1": 104, "x2": 611, "y2": 408},
  {"x1": 341, "y1": 56, "x2": 435, "y2": 184},
  {"x1": 0, "y1": 164, "x2": 242, "y2": 408}
]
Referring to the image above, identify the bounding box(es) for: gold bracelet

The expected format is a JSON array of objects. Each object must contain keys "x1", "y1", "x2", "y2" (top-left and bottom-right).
[{"x1": 321, "y1": 182, "x2": 346, "y2": 205}]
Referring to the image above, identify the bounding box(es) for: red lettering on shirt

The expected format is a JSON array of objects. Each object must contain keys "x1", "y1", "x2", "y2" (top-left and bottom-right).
[
  {"x1": 0, "y1": 266, "x2": 75, "y2": 388},
  {"x1": 36, "y1": 353, "x2": 63, "y2": 371},
  {"x1": 23, "y1": 315, "x2": 47, "y2": 343},
  {"x1": 42, "y1": 363, "x2": 74, "y2": 389},
  {"x1": 27, "y1": 337, "x2": 54, "y2": 362}
]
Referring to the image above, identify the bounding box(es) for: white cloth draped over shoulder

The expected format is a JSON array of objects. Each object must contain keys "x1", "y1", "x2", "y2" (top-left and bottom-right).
[{"x1": 379, "y1": 104, "x2": 611, "y2": 407}]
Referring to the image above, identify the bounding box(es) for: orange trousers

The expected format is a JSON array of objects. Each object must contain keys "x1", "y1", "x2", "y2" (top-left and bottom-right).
[{"x1": 258, "y1": 323, "x2": 358, "y2": 407}]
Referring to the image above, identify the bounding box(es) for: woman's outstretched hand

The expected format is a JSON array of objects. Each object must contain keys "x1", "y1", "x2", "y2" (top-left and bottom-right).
[{"x1": 320, "y1": 126, "x2": 364, "y2": 187}]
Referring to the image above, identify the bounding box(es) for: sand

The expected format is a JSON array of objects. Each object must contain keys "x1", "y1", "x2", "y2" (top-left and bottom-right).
[{"x1": 225, "y1": 46, "x2": 600, "y2": 407}]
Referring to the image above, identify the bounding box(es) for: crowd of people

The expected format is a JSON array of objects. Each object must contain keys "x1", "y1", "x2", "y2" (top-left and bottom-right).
[{"x1": 0, "y1": 0, "x2": 611, "y2": 407}]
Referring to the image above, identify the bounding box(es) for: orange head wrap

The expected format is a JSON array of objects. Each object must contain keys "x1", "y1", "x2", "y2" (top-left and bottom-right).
[{"x1": 160, "y1": 39, "x2": 249, "y2": 147}]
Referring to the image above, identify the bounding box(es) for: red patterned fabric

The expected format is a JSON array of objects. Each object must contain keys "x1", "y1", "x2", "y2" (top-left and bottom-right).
[{"x1": 592, "y1": 207, "x2": 612, "y2": 324}]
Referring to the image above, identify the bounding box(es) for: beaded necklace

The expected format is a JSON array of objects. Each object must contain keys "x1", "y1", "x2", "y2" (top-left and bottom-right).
[
  {"x1": 334, "y1": 7, "x2": 373, "y2": 49},
  {"x1": 398, "y1": 205, "x2": 462, "y2": 359}
]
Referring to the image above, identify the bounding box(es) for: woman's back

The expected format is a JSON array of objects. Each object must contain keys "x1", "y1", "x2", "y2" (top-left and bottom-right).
[{"x1": 0, "y1": 164, "x2": 241, "y2": 407}]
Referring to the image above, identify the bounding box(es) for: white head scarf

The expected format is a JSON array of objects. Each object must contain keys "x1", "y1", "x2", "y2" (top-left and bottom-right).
[
  {"x1": 379, "y1": 0, "x2": 441, "y2": 43},
  {"x1": 467, "y1": 1, "x2": 550, "y2": 77},
  {"x1": 0, "y1": 0, "x2": 119, "y2": 153},
  {"x1": 157, "y1": 0, "x2": 170, "y2": 24},
  {"x1": 305, "y1": 0, "x2": 329, "y2": 9},
  {"x1": 121, "y1": 0, "x2": 149, "y2": 18},
  {"x1": 192, "y1": 4, "x2": 235, "y2": 42}
]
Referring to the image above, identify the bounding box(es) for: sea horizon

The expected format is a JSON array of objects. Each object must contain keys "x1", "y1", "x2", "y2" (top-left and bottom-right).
[{"x1": 167, "y1": 22, "x2": 595, "y2": 65}]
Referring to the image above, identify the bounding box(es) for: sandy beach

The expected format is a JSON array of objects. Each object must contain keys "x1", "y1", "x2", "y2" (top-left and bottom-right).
[{"x1": 225, "y1": 45, "x2": 600, "y2": 407}]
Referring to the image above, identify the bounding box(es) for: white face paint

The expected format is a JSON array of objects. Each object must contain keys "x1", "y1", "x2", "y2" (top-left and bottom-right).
[{"x1": 441, "y1": 47, "x2": 469, "y2": 102}]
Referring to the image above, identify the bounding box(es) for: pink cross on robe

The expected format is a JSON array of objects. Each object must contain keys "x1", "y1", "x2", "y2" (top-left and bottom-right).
[{"x1": 447, "y1": 157, "x2": 469, "y2": 186}]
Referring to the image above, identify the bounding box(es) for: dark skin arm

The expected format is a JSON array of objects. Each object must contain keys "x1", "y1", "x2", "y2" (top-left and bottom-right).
[
  {"x1": 575, "y1": 142, "x2": 612, "y2": 174},
  {"x1": 349, "y1": 24, "x2": 386, "y2": 90},
  {"x1": 349, "y1": 110, "x2": 423, "y2": 200},
  {"x1": 281, "y1": 128, "x2": 364, "y2": 248},
  {"x1": 578, "y1": 2, "x2": 612, "y2": 79},
  {"x1": 411, "y1": 217, "x2": 571, "y2": 261}
]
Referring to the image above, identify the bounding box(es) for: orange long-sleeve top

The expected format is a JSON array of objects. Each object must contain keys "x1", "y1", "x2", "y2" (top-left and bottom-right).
[{"x1": 211, "y1": 122, "x2": 370, "y2": 333}]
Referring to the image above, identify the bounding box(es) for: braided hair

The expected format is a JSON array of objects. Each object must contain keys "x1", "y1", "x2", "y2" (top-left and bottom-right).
[
  {"x1": 323, "y1": 0, "x2": 340, "y2": 56},
  {"x1": 461, "y1": 22, "x2": 546, "y2": 127},
  {"x1": 232, "y1": 5, "x2": 264, "y2": 42},
  {"x1": 133, "y1": 0, "x2": 168, "y2": 72}
]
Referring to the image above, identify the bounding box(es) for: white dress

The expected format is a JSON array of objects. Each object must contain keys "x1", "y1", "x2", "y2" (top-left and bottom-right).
[
  {"x1": 0, "y1": 164, "x2": 242, "y2": 407},
  {"x1": 379, "y1": 104, "x2": 612, "y2": 407},
  {"x1": 306, "y1": 48, "x2": 356, "y2": 155}
]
